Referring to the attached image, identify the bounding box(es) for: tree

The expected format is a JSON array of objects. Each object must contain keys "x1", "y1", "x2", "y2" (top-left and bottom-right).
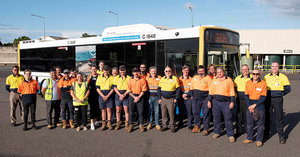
[
  {"x1": 81, "y1": 33, "x2": 97, "y2": 38},
  {"x1": 13, "y1": 36, "x2": 31, "y2": 47},
  {"x1": 3, "y1": 42, "x2": 13, "y2": 46}
]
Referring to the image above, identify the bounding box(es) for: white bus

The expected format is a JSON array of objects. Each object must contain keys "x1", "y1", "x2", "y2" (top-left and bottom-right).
[{"x1": 19, "y1": 24, "x2": 240, "y2": 82}]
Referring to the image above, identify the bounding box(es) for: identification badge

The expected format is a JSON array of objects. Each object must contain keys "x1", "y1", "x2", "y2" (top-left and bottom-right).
[
  {"x1": 188, "y1": 83, "x2": 191, "y2": 85},
  {"x1": 194, "y1": 78, "x2": 197, "y2": 81},
  {"x1": 156, "y1": 78, "x2": 160, "y2": 81},
  {"x1": 214, "y1": 81, "x2": 219, "y2": 85},
  {"x1": 75, "y1": 108, "x2": 79, "y2": 111},
  {"x1": 256, "y1": 88, "x2": 262, "y2": 91},
  {"x1": 170, "y1": 80, "x2": 174, "y2": 82},
  {"x1": 275, "y1": 83, "x2": 280, "y2": 86}
]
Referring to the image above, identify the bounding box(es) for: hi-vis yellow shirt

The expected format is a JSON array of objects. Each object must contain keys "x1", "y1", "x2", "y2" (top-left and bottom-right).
[
  {"x1": 113, "y1": 75, "x2": 131, "y2": 91},
  {"x1": 234, "y1": 74, "x2": 252, "y2": 92},
  {"x1": 6, "y1": 74, "x2": 24, "y2": 92},
  {"x1": 97, "y1": 69, "x2": 104, "y2": 75},
  {"x1": 158, "y1": 75, "x2": 180, "y2": 99},
  {"x1": 96, "y1": 74, "x2": 114, "y2": 91},
  {"x1": 263, "y1": 73, "x2": 291, "y2": 97}
]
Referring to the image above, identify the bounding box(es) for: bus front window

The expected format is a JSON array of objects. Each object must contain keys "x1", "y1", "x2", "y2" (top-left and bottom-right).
[{"x1": 206, "y1": 44, "x2": 240, "y2": 78}]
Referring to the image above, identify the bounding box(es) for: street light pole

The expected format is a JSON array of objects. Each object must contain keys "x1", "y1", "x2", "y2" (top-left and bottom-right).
[
  {"x1": 31, "y1": 14, "x2": 46, "y2": 40},
  {"x1": 108, "y1": 11, "x2": 119, "y2": 26},
  {"x1": 189, "y1": 6, "x2": 194, "y2": 27}
]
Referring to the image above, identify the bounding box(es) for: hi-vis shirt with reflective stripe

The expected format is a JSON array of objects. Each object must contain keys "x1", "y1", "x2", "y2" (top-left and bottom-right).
[
  {"x1": 45, "y1": 78, "x2": 53, "y2": 101},
  {"x1": 146, "y1": 75, "x2": 161, "y2": 95},
  {"x1": 72, "y1": 81, "x2": 88, "y2": 106},
  {"x1": 96, "y1": 74, "x2": 114, "y2": 91},
  {"x1": 263, "y1": 73, "x2": 291, "y2": 97},
  {"x1": 234, "y1": 74, "x2": 252, "y2": 92},
  {"x1": 113, "y1": 75, "x2": 131, "y2": 91},
  {"x1": 179, "y1": 76, "x2": 192, "y2": 94},
  {"x1": 5, "y1": 74, "x2": 24, "y2": 92}
]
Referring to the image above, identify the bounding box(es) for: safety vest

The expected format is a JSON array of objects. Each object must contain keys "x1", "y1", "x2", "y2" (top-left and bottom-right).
[
  {"x1": 45, "y1": 78, "x2": 53, "y2": 101},
  {"x1": 72, "y1": 81, "x2": 88, "y2": 106}
]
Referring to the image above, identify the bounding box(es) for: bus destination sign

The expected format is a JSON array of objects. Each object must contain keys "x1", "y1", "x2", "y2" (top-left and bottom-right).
[{"x1": 205, "y1": 29, "x2": 239, "y2": 45}]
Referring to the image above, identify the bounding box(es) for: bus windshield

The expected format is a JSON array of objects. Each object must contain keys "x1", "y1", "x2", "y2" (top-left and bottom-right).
[
  {"x1": 206, "y1": 44, "x2": 240, "y2": 78},
  {"x1": 204, "y1": 29, "x2": 240, "y2": 78}
]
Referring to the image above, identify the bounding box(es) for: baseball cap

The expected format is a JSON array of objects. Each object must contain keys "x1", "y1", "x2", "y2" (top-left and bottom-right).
[
  {"x1": 119, "y1": 65, "x2": 126, "y2": 70},
  {"x1": 132, "y1": 67, "x2": 139, "y2": 72}
]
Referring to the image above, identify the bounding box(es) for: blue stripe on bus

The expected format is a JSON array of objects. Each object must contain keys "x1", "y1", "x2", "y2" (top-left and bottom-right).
[{"x1": 102, "y1": 35, "x2": 140, "y2": 41}]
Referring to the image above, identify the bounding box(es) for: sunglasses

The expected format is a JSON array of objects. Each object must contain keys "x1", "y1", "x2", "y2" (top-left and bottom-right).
[
  {"x1": 165, "y1": 71, "x2": 171, "y2": 72},
  {"x1": 252, "y1": 73, "x2": 260, "y2": 76}
]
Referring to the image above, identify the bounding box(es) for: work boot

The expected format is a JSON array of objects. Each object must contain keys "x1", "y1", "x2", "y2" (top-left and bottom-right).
[
  {"x1": 115, "y1": 121, "x2": 121, "y2": 130},
  {"x1": 100, "y1": 121, "x2": 106, "y2": 131},
  {"x1": 76, "y1": 126, "x2": 81, "y2": 131},
  {"x1": 56, "y1": 123, "x2": 62, "y2": 127},
  {"x1": 62, "y1": 120, "x2": 67, "y2": 129},
  {"x1": 156, "y1": 125, "x2": 161, "y2": 131},
  {"x1": 213, "y1": 134, "x2": 220, "y2": 139},
  {"x1": 47, "y1": 125, "x2": 52, "y2": 130},
  {"x1": 107, "y1": 121, "x2": 113, "y2": 130},
  {"x1": 140, "y1": 124, "x2": 145, "y2": 132},
  {"x1": 242, "y1": 139, "x2": 254, "y2": 144},
  {"x1": 192, "y1": 125, "x2": 200, "y2": 133},
  {"x1": 125, "y1": 121, "x2": 129, "y2": 130},
  {"x1": 147, "y1": 124, "x2": 152, "y2": 130},
  {"x1": 256, "y1": 141, "x2": 263, "y2": 147},
  {"x1": 128, "y1": 124, "x2": 133, "y2": 133},
  {"x1": 23, "y1": 124, "x2": 28, "y2": 131},
  {"x1": 69, "y1": 120, "x2": 75, "y2": 129},
  {"x1": 170, "y1": 127, "x2": 176, "y2": 133},
  {"x1": 203, "y1": 130, "x2": 209, "y2": 136},
  {"x1": 229, "y1": 136, "x2": 235, "y2": 143}
]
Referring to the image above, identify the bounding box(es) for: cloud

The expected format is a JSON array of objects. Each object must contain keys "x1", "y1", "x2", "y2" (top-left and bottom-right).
[{"x1": 255, "y1": 0, "x2": 300, "y2": 17}]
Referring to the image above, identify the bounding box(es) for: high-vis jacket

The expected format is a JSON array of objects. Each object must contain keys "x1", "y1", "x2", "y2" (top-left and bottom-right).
[
  {"x1": 208, "y1": 76, "x2": 235, "y2": 102},
  {"x1": 72, "y1": 81, "x2": 88, "y2": 106},
  {"x1": 263, "y1": 73, "x2": 291, "y2": 97},
  {"x1": 158, "y1": 75, "x2": 180, "y2": 99},
  {"x1": 44, "y1": 78, "x2": 54, "y2": 101},
  {"x1": 179, "y1": 76, "x2": 192, "y2": 94},
  {"x1": 188, "y1": 75, "x2": 212, "y2": 100},
  {"x1": 5, "y1": 74, "x2": 24, "y2": 92},
  {"x1": 146, "y1": 75, "x2": 161, "y2": 96},
  {"x1": 245, "y1": 78, "x2": 267, "y2": 110},
  {"x1": 234, "y1": 74, "x2": 252, "y2": 100}
]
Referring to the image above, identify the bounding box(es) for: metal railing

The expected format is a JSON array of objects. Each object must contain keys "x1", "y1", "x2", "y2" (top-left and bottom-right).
[{"x1": 254, "y1": 65, "x2": 297, "y2": 73}]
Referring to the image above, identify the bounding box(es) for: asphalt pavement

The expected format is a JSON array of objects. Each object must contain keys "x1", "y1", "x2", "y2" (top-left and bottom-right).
[{"x1": 0, "y1": 67, "x2": 299, "y2": 157}]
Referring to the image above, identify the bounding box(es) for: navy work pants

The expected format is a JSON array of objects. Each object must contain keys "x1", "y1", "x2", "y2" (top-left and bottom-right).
[{"x1": 212, "y1": 99, "x2": 234, "y2": 137}]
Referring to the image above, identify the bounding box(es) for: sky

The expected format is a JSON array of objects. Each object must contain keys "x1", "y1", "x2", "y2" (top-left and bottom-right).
[{"x1": 0, "y1": 0, "x2": 300, "y2": 43}]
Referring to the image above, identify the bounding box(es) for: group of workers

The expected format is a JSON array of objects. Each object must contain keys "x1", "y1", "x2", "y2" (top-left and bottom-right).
[{"x1": 5, "y1": 61, "x2": 291, "y2": 147}]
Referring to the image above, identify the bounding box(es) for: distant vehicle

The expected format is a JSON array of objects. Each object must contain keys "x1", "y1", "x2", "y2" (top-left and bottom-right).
[{"x1": 18, "y1": 24, "x2": 240, "y2": 82}]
